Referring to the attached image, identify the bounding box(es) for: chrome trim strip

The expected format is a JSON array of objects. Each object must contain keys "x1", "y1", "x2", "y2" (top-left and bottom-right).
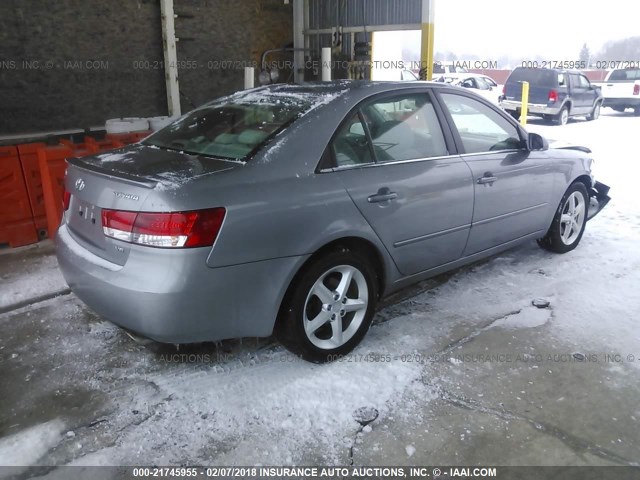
[
  {"x1": 319, "y1": 153, "x2": 463, "y2": 173},
  {"x1": 458, "y1": 149, "x2": 521, "y2": 158},
  {"x1": 394, "y1": 224, "x2": 471, "y2": 248},
  {"x1": 473, "y1": 203, "x2": 548, "y2": 227}
]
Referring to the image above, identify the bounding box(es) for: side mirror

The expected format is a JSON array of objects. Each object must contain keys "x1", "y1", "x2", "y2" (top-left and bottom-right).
[{"x1": 527, "y1": 132, "x2": 549, "y2": 151}]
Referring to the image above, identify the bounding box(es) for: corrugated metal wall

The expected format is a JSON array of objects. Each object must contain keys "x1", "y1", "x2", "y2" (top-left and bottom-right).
[{"x1": 308, "y1": 0, "x2": 421, "y2": 30}]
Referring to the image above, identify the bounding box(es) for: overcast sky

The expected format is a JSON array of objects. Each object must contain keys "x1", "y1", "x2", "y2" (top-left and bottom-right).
[{"x1": 433, "y1": 0, "x2": 640, "y2": 59}]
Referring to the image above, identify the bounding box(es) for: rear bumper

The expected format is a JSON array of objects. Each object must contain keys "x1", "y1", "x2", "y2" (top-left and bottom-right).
[
  {"x1": 602, "y1": 98, "x2": 640, "y2": 108},
  {"x1": 587, "y1": 181, "x2": 611, "y2": 221},
  {"x1": 56, "y1": 224, "x2": 307, "y2": 343},
  {"x1": 500, "y1": 100, "x2": 561, "y2": 116}
]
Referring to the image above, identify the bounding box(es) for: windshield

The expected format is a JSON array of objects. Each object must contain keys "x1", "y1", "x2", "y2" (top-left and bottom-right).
[{"x1": 144, "y1": 95, "x2": 312, "y2": 161}]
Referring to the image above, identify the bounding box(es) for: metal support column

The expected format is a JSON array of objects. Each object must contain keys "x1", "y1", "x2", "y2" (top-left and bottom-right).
[
  {"x1": 420, "y1": 0, "x2": 435, "y2": 80},
  {"x1": 160, "y1": 0, "x2": 181, "y2": 116},
  {"x1": 293, "y1": 0, "x2": 308, "y2": 84}
]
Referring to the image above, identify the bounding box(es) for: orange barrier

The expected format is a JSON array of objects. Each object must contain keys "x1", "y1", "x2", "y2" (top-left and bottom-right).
[
  {"x1": 0, "y1": 146, "x2": 39, "y2": 247},
  {"x1": 85, "y1": 136, "x2": 124, "y2": 152},
  {"x1": 37, "y1": 146, "x2": 72, "y2": 240},
  {"x1": 16, "y1": 142, "x2": 48, "y2": 239},
  {"x1": 105, "y1": 130, "x2": 152, "y2": 145},
  {"x1": 58, "y1": 138, "x2": 97, "y2": 157}
]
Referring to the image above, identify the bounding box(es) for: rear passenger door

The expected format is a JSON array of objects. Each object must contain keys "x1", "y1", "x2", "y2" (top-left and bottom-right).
[
  {"x1": 568, "y1": 73, "x2": 590, "y2": 114},
  {"x1": 325, "y1": 90, "x2": 475, "y2": 276},
  {"x1": 579, "y1": 74, "x2": 598, "y2": 111},
  {"x1": 437, "y1": 92, "x2": 555, "y2": 256}
]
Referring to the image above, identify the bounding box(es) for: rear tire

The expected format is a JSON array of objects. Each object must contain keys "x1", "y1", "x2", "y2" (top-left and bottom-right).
[
  {"x1": 634, "y1": 106, "x2": 640, "y2": 117},
  {"x1": 554, "y1": 105, "x2": 569, "y2": 125},
  {"x1": 612, "y1": 106, "x2": 625, "y2": 113},
  {"x1": 587, "y1": 102, "x2": 601, "y2": 121},
  {"x1": 537, "y1": 182, "x2": 589, "y2": 254},
  {"x1": 275, "y1": 248, "x2": 378, "y2": 363}
]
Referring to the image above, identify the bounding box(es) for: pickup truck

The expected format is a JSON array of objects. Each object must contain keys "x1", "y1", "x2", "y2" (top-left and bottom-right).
[
  {"x1": 596, "y1": 68, "x2": 640, "y2": 115},
  {"x1": 500, "y1": 67, "x2": 603, "y2": 125}
]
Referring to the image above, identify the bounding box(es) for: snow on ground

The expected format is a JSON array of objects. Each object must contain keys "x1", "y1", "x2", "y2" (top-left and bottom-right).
[
  {"x1": 59, "y1": 312, "x2": 443, "y2": 466},
  {"x1": 0, "y1": 111, "x2": 639, "y2": 468},
  {"x1": 0, "y1": 419, "x2": 65, "y2": 471},
  {"x1": 0, "y1": 243, "x2": 67, "y2": 310}
]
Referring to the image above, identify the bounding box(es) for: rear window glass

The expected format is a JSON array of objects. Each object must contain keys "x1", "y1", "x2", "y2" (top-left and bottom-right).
[
  {"x1": 144, "y1": 95, "x2": 312, "y2": 160},
  {"x1": 508, "y1": 68, "x2": 557, "y2": 87},
  {"x1": 608, "y1": 69, "x2": 640, "y2": 81}
]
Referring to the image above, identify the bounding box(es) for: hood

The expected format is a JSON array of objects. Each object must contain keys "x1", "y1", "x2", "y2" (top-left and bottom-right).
[{"x1": 548, "y1": 140, "x2": 592, "y2": 154}]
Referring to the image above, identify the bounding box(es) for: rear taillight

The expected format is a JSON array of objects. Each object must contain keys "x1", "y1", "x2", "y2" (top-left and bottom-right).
[
  {"x1": 633, "y1": 84, "x2": 639, "y2": 95},
  {"x1": 548, "y1": 89, "x2": 558, "y2": 103},
  {"x1": 63, "y1": 189, "x2": 71, "y2": 211},
  {"x1": 502, "y1": 85, "x2": 506, "y2": 96},
  {"x1": 101, "y1": 208, "x2": 226, "y2": 248}
]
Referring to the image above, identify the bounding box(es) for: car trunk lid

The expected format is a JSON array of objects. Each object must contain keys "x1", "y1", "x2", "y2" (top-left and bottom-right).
[{"x1": 63, "y1": 144, "x2": 237, "y2": 265}]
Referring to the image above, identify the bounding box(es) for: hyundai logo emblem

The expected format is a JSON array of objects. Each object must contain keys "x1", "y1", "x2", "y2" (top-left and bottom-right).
[{"x1": 75, "y1": 178, "x2": 86, "y2": 191}]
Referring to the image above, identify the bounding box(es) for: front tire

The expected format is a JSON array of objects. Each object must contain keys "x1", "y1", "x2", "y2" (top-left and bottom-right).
[
  {"x1": 275, "y1": 248, "x2": 378, "y2": 363},
  {"x1": 537, "y1": 182, "x2": 589, "y2": 254}
]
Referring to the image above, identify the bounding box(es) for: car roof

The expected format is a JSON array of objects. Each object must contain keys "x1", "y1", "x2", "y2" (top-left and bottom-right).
[
  {"x1": 439, "y1": 73, "x2": 494, "y2": 79},
  {"x1": 514, "y1": 66, "x2": 586, "y2": 74},
  {"x1": 226, "y1": 80, "x2": 456, "y2": 102},
  {"x1": 258, "y1": 80, "x2": 448, "y2": 94}
]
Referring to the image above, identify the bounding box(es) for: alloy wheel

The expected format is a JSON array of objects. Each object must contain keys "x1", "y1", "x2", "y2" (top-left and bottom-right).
[
  {"x1": 303, "y1": 265, "x2": 369, "y2": 349},
  {"x1": 560, "y1": 191, "x2": 586, "y2": 245}
]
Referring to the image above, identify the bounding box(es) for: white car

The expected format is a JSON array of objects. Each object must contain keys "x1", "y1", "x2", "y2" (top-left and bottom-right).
[{"x1": 436, "y1": 73, "x2": 502, "y2": 104}]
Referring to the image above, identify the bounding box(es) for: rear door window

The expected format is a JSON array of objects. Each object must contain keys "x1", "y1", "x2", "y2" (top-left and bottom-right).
[
  {"x1": 361, "y1": 93, "x2": 448, "y2": 162},
  {"x1": 328, "y1": 93, "x2": 449, "y2": 168},
  {"x1": 331, "y1": 112, "x2": 374, "y2": 167}
]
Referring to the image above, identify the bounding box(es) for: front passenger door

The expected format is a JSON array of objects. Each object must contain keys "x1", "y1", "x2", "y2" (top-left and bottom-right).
[{"x1": 438, "y1": 92, "x2": 555, "y2": 256}]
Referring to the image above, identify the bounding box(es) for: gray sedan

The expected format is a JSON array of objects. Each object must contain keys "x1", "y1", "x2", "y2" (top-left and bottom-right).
[{"x1": 56, "y1": 81, "x2": 610, "y2": 362}]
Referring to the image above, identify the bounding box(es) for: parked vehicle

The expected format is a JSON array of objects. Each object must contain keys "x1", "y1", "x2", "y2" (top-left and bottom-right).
[
  {"x1": 433, "y1": 61, "x2": 468, "y2": 75},
  {"x1": 56, "y1": 81, "x2": 610, "y2": 363},
  {"x1": 435, "y1": 73, "x2": 501, "y2": 104},
  {"x1": 400, "y1": 69, "x2": 419, "y2": 81},
  {"x1": 596, "y1": 68, "x2": 640, "y2": 115},
  {"x1": 500, "y1": 67, "x2": 603, "y2": 125}
]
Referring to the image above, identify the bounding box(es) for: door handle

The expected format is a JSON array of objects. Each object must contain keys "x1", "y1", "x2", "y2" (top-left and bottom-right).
[
  {"x1": 368, "y1": 188, "x2": 398, "y2": 203},
  {"x1": 477, "y1": 173, "x2": 498, "y2": 185}
]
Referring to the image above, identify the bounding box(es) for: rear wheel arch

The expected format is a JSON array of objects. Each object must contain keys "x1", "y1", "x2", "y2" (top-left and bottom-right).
[
  {"x1": 298, "y1": 237, "x2": 386, "y2": 300},
  {"x1": 274, "y1": 237, "x2": 386, "y2": 331},
  {"x1": 274, "y1": 236, "x2": 385, "y2": 362}
]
